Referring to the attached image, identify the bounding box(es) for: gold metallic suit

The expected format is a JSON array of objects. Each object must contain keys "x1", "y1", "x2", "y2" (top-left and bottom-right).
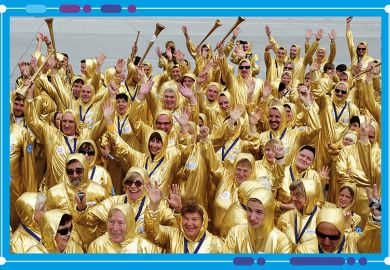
[
  {"x1": 26, "y1": 209, "x2": 83, "y2": 253},
  {"x1": 88, "y1": 204, "x2": 160, "y2": 253},
  {"x1": 224, "y1": 188, "x2": 292, "y2": 253}
]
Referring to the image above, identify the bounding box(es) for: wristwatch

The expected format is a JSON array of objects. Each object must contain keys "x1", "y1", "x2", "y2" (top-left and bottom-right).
[{"x1": 369, "y1": 198, "x2": 381, "y2": 211}]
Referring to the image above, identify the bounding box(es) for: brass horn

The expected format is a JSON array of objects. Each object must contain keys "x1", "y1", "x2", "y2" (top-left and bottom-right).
[
  {"x1": 197, "y1": 19, "x2": 222, "y2": 48},
  {"x1": 214, "y1": 16, "x2": 246, "y2": 51},
  {"x1": 16, "y1": 51, "x2": 54, "y2": 97},
  {"x1": 139, "y1": 23, "x2": 165, "y2": 65},
  {"x1": 44, "y1": 18, "x2": 58, "y2": 59}
]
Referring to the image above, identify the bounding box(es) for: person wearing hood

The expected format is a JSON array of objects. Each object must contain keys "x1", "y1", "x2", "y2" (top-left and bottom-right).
[
  {"x1": 217, "y1": 40, "x2": 264, "y2": 107},
  {"x1": 296, "y1": 185, "x2": 381, "y2": 254},
  {"x1": 76, "y1": 139, "x2": 113, "y2": 195},
  {"x1": 24, "y1": 80, "x2": 109, "y2": 189},
  {"x1": 323, "y1": 182, "x2": 362, "y2": 233},
  {"x1": 144, "y1": 182, "x2": 224, "y2": 253},
  {"x1": 346, "y1": 16, "x2": 374, "y2": 73},
  {"x1": 263, "y1": 25, "x2": 287, "y2": 83},
  {"x1": 87, "y1": 204, "x2": 160, "y2": 253},
  {"x1": 311, "y1": 80, "x2": 360, "y2": 177},
  {"x1": 73, "y1": 166, "x2": 179, "y2": 236},
  {"x1": 277, "y1": 179, "x2": 321, "y2": 252},
  {"x1": 224, "y1": 188, "x2": 292, "y2": 253},
  {"x1": 277, "y1": 145, "x2": 326, "y2": 211},
  {"x1": 198, "y1": 82, "x2": 222, "y2": 118},
  {"x1": 46, "y1": 154, "x2": 108, "y2": 249},
  {"x1": 336, "y1": 117, "x2": 381, "y2": 229},
  {"x1": 104, "y1": 101, "x2": 182, "y2": 196},
  {"x1": 258, "y1": 92, "x2": 321, "y2": 165},
  {"x1": 200, "y1": 127, "x2": 257, "y2": 234},
  {"x1": 11, "y1": 192, "x2": 45, "y2": 253},
  {"x1": 229, "y1": 39, "x2": 260, "y2": 78},
  {"x1": 26, "y1": 209, "x2": 83, "y2": 253}
]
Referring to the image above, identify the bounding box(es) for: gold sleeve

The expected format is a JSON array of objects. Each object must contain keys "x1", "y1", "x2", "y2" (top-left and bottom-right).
[
  {"x1": 328, "y1": 41, "x2": 336, "y2": 64},
  {"x1": 200, "y1": 140, "x2": 228, "y2": 186},
  {"x1": 224, "y1": 40, "x2": 235, "y2": 57},
  {"x1": 24, "y1": 98, "x2": 53, "y2": 145},
  {"x1": 297, "y1": 104, "x2": 321, "y2": 145},
  {"x1": 303, "y1": 40, "x2": 320, "y2": 67},
  {"x1": 144, "y1": 205, "x2": 172, "y2": 248},
  {"x1": 357, "y1": 215, "x2": 381, "y2": 253},
  {"x1": 346, "y1": 30, "x2": 356, "y2": 64},
  {"x1": 250, "y1": 53, "x2": 260, "y2": 77},
  {"x1": 107, "y1": 130, "x2": 143, "y2": 168},
  {"x1": 39, "y1": 73, "x2": 69, "y2": 112},
  {"x1": 223, "y1": 228, "x2": 238, "y2": 253},
  {"x1": 185, "y1": 39, "x2": 197, "y2": 60},
  {"x1": 361, "y1": 80, "x2": 381, "y2": 124}
]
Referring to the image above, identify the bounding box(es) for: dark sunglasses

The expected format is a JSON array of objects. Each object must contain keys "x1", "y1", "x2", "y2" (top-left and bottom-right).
[
  {"x1": 239, "y1": 66, "x2": 250, "y2": 70},
  {"x1": 284, "y1": 67, "x2": 293, "y2": 71},
  {"x1": 357, "y1": 47, "x2": 366, "y2": 51},
  {"x1": 125, "y1": 180, "x2": 143, "y2": 187},
  {"x1": 57, "y1": 225, "x2": 73, "y2": 235},
  {"x1": 335, "y1": 88, "x2": 347, "y2": 95},
  {"x1": 78, "y1": 149, "x2": 95, "y2": 156},
  {"x1": 316, "y1": 229, "x2": 341, "y2": 241},
  {"x1": 66, "y1": 168, "x2": 84, "y2": 175}
]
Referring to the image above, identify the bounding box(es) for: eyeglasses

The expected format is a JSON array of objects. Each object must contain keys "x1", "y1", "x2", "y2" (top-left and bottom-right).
[
  {"x1": 239, "y1": 66, "x2": 250, "y2": 70},
  {"x1": 290, "y1": 192, "x2": 304, "y2": 199},
  {"x1": 57, "y1": 225, "x2": 73, "y2": 235},
  {"x1": 357, "y1": 47, "x2": 366, "y2": 51},
  {"x1": 335, "y1": 88, "x2": 347, "y2": 95},
  {"x1": 316, "y1": 229, "x2": 341, "y2": 241},
  {"x1": 78, "y1": 149, "x2": 95, "y2": 156},
  {"x1": 66, "y1": 168, "x2": 84, "y2": 175},
  {"x1": 125, "y1": 180, "x2": 143, "y2": 187}
]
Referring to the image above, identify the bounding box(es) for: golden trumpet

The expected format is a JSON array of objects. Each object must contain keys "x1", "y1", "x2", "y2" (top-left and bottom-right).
[
  {"x1": 197, "y1": 19, "x2": 222, "y2": 48},
  {"x1": 214, "y1": 16, "x2": 246, "y2": 51},
  {"x1": 44, "y1": 18, "x2": 58, "y2": 58},
  {"x1": 139, "y1": 23, "x2": 165, "y2": 65}
]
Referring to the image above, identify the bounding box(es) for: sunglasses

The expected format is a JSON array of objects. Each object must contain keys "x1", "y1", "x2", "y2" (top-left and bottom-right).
[
  {"x1": 335, "y1": 88, "x2": 347, "y2": 95},
  {"x1": 57, "y1": 225, "x2": 73, "y2": 236},
  {"x1": 284, "y1": 66, "x2": 293, "y2": 71},
  {"x1": 357, "y1": 48, "x2": 366, "y2": 51},
  {"x1": 66, "y1": 168, "x2": 84, "y2": 175},
  {"x1": 78, "y1": 149, "x2": 95, "y2": 156},
  {"x1": 239, "y1": 66, "x2": 250, "y2": 70},
  {"x1": 125, "y1": 180, "x2": 143, "y2": 187},
  {"x1": 316, "y1": 229, "x2": 341, "y2": 241}
]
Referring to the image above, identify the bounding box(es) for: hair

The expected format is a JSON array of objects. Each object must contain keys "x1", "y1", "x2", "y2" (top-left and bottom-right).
[
  {"x1": 298, "y1": 83, "x2": 309, "y2": 90},
  {"x1": 80, "y1": 59, "x2": 86, "y2": 64},
  {"x1": 339, "y1": 185, "x2": 354, "y2": 198},
  {"x1": 289, "y1": 179, "x2": 305, "y2": 193},
  {"x1": 62, "y1": 53, "x2": 69, "y2": 59},
  {"x1": 149, "y1": 132, "x2": 163, "y2": 143},
  {"x1": 116, "y1": 93, "x2": 129, "y2": 102},
  {"x1": 236, "y1": 159, "x2": 252, "y2": 170},
  {"x1": 248, "y1": 198, "x2": 262, "y2": 205},
  {"x1": 349, "y1": 116, "x2": 360, "y2": 127},
  {"x1": 300, "y1": 145, "x2": 316, "y2": 157},
  {"x1": 73, "y1": 78, "x2": 84, "y2": 85},
  {"x1": 14, "y1": 95, "x2": 25, "y2": 103},
  {"x1": 201, "y1": 44, "x2": 208, "y2": 49},
  {"x1": 124, "y1": 172, "x2": 143, "y2": 184},
  {"x1": 279, "y1": 46, "x2": 285, "y2": 51},
  {"x1": 59, "y1": 213, "x2": 72, "y2": 226},
  {"x1": 165, "y1": 40, "x2": 175, "y2": 48},
  {"x1": 66, "y1": 159, "x2": 80, "y2": 167},
  {"x1": 79, "y1": 142, "x2": 94, "y2": 152},
  {"x1": 283, "y1": 104, "x2": 292, "y2": 110},
  {"x1": 164, "y1": 88, "x2": 176, "y2": 95},
  {"x1": 52, "y1": 111, "x2": 61, "y2": 125},
  {"x1": 265, "y1": 138, "x2": 280, "y2": 150},
  {"x1": 181, "y1": 200, "x2": 204, "y2": 221},
  {"x1": 336, "y1": 64, "x2": 347, "y2": 72},
  {"x1": 324, "y1": 63, "x2": 335, "y2": 72}
]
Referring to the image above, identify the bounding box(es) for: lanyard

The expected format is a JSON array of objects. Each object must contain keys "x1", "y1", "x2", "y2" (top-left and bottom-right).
[
  {"x1": 22, "y1": 223, "x2": 41, "y2": 242},
  {"x1": 318, "y1": 235, "x2": 345, "y2": 254},
  {"x1": 64, "y1": 136, "x2": 77, "y2": 154},
  {"x1": 117, "y1": 115, "x2": 129, "y2": 135},
  {"x1": 79, "y1": 104, "x2": 93, "y2": 123},
  {"x1": 289, "y1": 166, "x2": 307, "y2": 182},
  {"x1": 144, "y1": 157, "x2": 165, "y2": 177},
  {"x1": 294, "y1": 205, "x2": 318, "y2": 244},
  {"x1": 89, "y1": 165, "x2": 96, "y2": 181},
  {"x1": 269, "y1": 127, "x2": 287, "y2": 140},
  {"x1": 221, "y1": 137, "x2": 240, "y2": 161},
  {"x1": 134, "y1": 196, "x2": 146, "y2": 222},
  {"x1": 332, "y1": 102, "x2": 347, "y2": 123},
  {"x1": 125, "y1": 82, "x2": 138, "y2": 102},
  {"x1": 184, "y1": 232, "x2": 206, "y2": 254}
]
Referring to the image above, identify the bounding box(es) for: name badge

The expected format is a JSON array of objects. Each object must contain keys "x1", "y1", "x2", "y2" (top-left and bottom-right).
[
  {"x1": 56, "y1": 146, "x2": 65, "y2": 155},
  {"x1": 220, "y1": 191, "x2": 230, "y2": 200},
  {"x1": 123, "y1": 126, "x2": 131, "y2": 133}
]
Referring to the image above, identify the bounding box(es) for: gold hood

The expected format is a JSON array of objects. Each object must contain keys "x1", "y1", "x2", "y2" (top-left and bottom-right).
[
  {"x1": 180, "y1": 203, "x2": 209, "y2": 242},
  {"x1": 301, "y1": 178, "x2": 320, "y2": 215},
  {"x1": 122, "y1": 166, "x2": 150, "y2": 197},
  {"x1": 237, "y1": 179, "x2": 266, "y2": 205},
  {"x1": 40, "y1": 209, "x2": 71, "y2": 253},
  {"x1": 16, "y1": 192, "x2": 41, "y2": 233},
  {"x1": 147, "y1": 129, "x2": 168, "y2": 162},
  {"x1": 60, "y1": 109, "x2": 82, "y2": 136},
  {"x1": 336, "y1": 182, "x2": 357, "y2": 213},
  {"x1": 316, "y1": 207, "x2": 346, "y2": 252},
  {"x1": 76, "y1": 139, "x2": 99, "y2": 168},
  {"x1": 268, "y1": 104, "x2": 287, "y2": 135},
  {"x1": 107, "y1": 203, "x2": 136, "y2": 247},
  {"x1": 233, "y1": 153, "x2": 256, "y2": 182},
  {"x1": 64, "y1": 153, "x2": 91, "y2": 191}
]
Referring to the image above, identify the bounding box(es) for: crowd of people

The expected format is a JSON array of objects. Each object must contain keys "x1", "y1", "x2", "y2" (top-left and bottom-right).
[{"x1": 10, "y1": 16, "x2": 382, "y2": 254}]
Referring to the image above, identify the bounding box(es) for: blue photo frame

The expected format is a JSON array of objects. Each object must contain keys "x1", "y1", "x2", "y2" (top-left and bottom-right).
[{"x1": 1, "y1": 0, "x2": 389, "y2": 269}]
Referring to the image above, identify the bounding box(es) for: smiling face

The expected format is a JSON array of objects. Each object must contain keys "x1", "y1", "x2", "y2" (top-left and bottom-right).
[
  {"x1": 148, "y1": 136, "x2": 163, "y2": 157},
  {"x1": 155, "y1": 114, "x2": 172, "y2": 133},
  {"x1": 316, "y1": 49, "x2": 325, "y2": 60},
  {"x1": 80, "y1": 85, "x2": 93, "y2": 104},
  {"x1": 171, "y1": 67, "x2": 182, "y2": 82},
  {"x1": 295, "y1": 149, "x2": 315, "y2": 172},
  {"x1": 264, "y1": 145, "x2": 276, "y2": 162},
  {"x1": 334, "y1": 83, "x2": 347, "y2": 100},
  {"x1": 234, "y1": 160, "x2": 252, "y2": 186},
  {"x1": 338, "y1": 187, "x2": 353, "y2": 209},
  {"x1": 13, "y1": 99, "x2": 25, "y2": 117},
  {"x1": 124, "y1": 173, "x2": 144, "y2": 202},
  {"x1": 182, "y1": 77, "x2": 195, "y2": 88},
  {"x1": 289, "y1": 46, "x2": 298, "y2": 59},
  {"x1": 54, "y1": 219, "x2": 72, "y2": 252},
  {"x1": 277, "y1": 48, "x2": 286, "y2": 60},
  {"x1": 218, "y1": 95, "x2": 230, "y2": 112},
  {"x1": 316, "y1": 222, "x2": 341, "y2": 253},
  {"x1": 207, "y1": 85, "x2": 219, "y2": 101},
  {"x1": 72, "y1": 81, "x2": 83, "y2": 99},
  {"x1": 268, "y1": 108, "x2": 282, "y2": 131},
  {"x1": 65, "y1": 160, "x2": 84, "y2": 187},
  {"x1": 238, "y1": 61, "x2": 251, "y2": 77},
  {"x1": 116, "y1": 98, "x2": 128, "y2": 115},
  {"x1": 182, "y1": 212, "x2": 203, "y2": 241},
  {"x1": 107, "y1": 210, "x2": 127, "y2": 243},
  {"x1": 281, "y1": 73, "x2": 291, "y2": 85},
  {"x1": 247, "y1": 199, "x2": 265, "y2": 229},
  {"x1": 162, "y1": 90, "x2": 177, "y2": 110},
  {"x1": 290, "y1": 187, "x2": 306, "y2": 212},
  {"x1": 356, "y1": 43, "x2": 366, "y2": 57}
]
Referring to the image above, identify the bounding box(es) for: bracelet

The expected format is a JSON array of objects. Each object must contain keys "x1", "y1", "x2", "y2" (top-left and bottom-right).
[
  {"x1": 46, "y1": 41, "x2": 52, "y2": 45},
  {"x1": 275, "y1": 156, "x2": 284, "y2": 160}
]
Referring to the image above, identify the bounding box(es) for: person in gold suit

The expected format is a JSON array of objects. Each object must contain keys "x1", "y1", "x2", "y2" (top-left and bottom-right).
[
  {"x1": 277, "y1": 179, "x2": 321, "y2": 252},
  {"x1": 224, "y1": 188, "x2": 292, "y2": 253},
  {"x1": 73, "y1": 167, "x2": 179, "y2": 236},
  {"x1": 26, "y1": 209, "x2": 83, "y2": 253},
  {"x1": 296, "y1": 185, "x2": 381, "y2": 253},
  {"x1": 88, "y1": 204, "x2": 160, "y2": 253},
  {"x1": 11, "y1": 192, "x2": 45, "y2": 253},
  {"x1": 144, "y1": 182, "x2": 224, "y2": 253},
  {"x1": 45, "y1": 154, "x2": 108, "y2": 249}
]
